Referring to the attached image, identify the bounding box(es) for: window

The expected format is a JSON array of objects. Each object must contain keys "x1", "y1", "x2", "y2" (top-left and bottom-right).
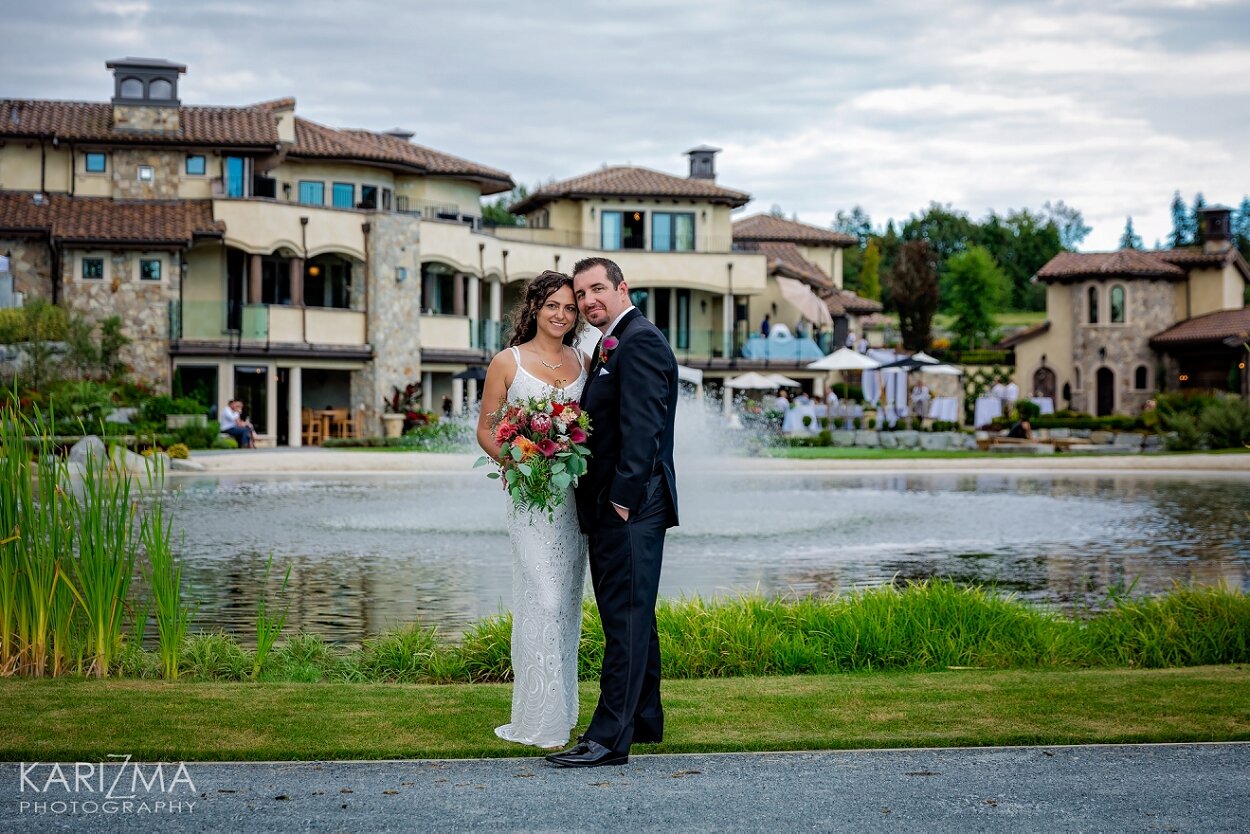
[
  {"x1": 1110, "y1": 285, "x2": 1126, "y2": 323},
  {"x1": 332, "y1": 182, "x2": 354, "y2": 209},
  {"x1": 601, "y1": 211, "x2": 645, "y2": 250},
  {"x1": 298, "y1": 181, "x2": 325, "y2": 206},
  {"x1": 1135, "y1": 365, "x2": 1149, "y2": 390},
  {"x1": 676, "y1": 289, "x2": 691, "y2": 349},
  {"x1": 185, "y1": 155, "x2": 206, "y2": 176},
  {"x1": 120, "y1": 77, "x2": 143, "y2": 98},
  {"x1": 652, "y1": 212, "x2": 695, "y2": 252},
  {"x1": 137, "y1": 165, "x2": 154, "y2": 182},
  {"x1": 85, "y1": 152, "x2": 107, "y2": 173},
  {"x1": 224, "y1": 156, "x2": 246, "y2": 198},
  {"x1": 81, "y1": 258, "x2": 104, "y2": 280},
  {"x1": 360, "y1": 185, "x2": 378, "y2": 210},
  {"x1": 382, "y1": 187, "x2": 392, "y2": 212},
  {"x1": 1087, "y1": 286, "x2": 1099, "y2": 324},
  {"x1": 140, "y1": 259, "x2": 162, "y2": 281},
  {"x1": 149, "y1": 78, "x2": 173, "y2": 100}
]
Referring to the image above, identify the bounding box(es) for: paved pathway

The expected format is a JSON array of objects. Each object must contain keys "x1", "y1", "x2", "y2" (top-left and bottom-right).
[{"x1": 4, "y1": 743, "x2": 1247, "y2": 831}]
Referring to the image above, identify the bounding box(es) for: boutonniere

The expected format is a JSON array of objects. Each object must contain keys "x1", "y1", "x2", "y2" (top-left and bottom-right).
[{"x1": 598, "y1": 336, "x2": 619, "y2": 365}]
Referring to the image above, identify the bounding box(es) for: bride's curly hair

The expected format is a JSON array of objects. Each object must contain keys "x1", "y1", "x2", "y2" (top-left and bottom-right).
[{"x1": 507, "y1": 270, "x2": 581, "y2": 348}]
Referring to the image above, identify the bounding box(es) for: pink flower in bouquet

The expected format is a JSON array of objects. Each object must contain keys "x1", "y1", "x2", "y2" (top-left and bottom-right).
[
  {"x1": 494, "y1": 420, "x2": 518, "y2": 444},
  {"x1": 538, "y1": 438, "x2": 559, "y2": 458},
  {"x1": 558, "y1": 408, "x2": 577, "y2": 426},
  {"x1": 568, "y1": 426, "x2": 587, "y2": 444},
  {"x1": 530, "y1": 413, "x2": 552, "y2": 434}
]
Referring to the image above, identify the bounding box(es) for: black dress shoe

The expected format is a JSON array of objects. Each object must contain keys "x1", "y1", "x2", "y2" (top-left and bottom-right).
[{"x1": 545, "y1": 739, "x2": 628, "y2": 768}]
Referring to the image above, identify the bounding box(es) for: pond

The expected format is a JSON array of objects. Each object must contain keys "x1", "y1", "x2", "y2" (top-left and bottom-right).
[{"x1": 164, "y1": 467, "x2": 1250, "y2": 644}]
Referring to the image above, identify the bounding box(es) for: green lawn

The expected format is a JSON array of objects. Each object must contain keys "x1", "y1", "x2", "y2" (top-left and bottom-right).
[
  {"x1": 884, "y1": 311, "x2": 1047, "y2": 330},
  {"x1": 2, "y1": 667, "x2": 1246, "y2": 761}
]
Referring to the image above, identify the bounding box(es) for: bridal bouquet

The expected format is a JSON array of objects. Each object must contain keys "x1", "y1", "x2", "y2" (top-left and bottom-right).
[{"x1": 476, "y1": 395, "x2": 592, "y2": 517}]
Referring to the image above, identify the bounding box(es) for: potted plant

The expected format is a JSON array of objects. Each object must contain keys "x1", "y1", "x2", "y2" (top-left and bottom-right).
[{"x1": 382, "y1": 382, "x2": 422, "y2": 438}]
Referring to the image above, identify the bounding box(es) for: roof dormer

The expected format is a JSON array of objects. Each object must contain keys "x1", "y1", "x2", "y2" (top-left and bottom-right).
[{"x1": 107, "y1": 57, "x2": 186, "y2": 133}]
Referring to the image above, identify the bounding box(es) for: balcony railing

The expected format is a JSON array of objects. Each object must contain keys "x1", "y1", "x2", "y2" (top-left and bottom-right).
[
  {"x1": 169, "y1": 301, "x2": 367, "y2": 347},
  {"x1": 480, "y1": 224, "x2": 737, "y2": 253}
]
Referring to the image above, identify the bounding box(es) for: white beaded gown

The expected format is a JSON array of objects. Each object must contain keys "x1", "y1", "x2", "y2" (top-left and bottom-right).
[{"x1": 494, "y1": 348, "x2": 589, "y2": 748}]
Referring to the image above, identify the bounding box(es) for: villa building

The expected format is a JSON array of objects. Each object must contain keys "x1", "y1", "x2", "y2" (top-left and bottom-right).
[
  {"x1": 1003, "y1": 206, "x2": 1249, "y2": 416},
  {"x1": 0, "y1": 57, "x2": 880, "y2": 443}
]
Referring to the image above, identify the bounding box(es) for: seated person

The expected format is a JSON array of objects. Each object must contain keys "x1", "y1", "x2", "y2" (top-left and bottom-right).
[
  {"x1": 219, "y1": 399, "x2": 256, "y2": 448},
  {"x1": 1006, "y1": 418, "x2": 1032, "y2": 440}
]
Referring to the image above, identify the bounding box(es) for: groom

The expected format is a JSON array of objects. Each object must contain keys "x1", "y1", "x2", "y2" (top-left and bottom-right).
[{"x1": 547, "y1": 257, "x2": 679, "y2": 768}]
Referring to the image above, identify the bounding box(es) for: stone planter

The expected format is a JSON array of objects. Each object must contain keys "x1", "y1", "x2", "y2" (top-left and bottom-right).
[
  {"x1": 166, "y1": 414, "x2": 206, "y2": 429},
  {"x1": 381, "y1": 413, "x2": 406, "y2": 439}
]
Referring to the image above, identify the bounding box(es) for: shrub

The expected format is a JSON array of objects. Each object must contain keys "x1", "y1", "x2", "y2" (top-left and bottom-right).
[
  {"x1": 166, "y1": 443, "x2": 190, "y2": 460},
  {"x1": 175, "y1": 424, "x2": 220, "y2": 450},
  {"x1": 1162, "y1": 413, "x2": 1203, "y2": 451},
  {"x1": 211, "y1": 435, "x2": 238, "y2": 450},
  {"x1": 867, "y1": 418, "x2": 877, "y2": 429},
  {"x1": 1016, "y1": 400, "x2": 1042, "y2": 421},
  {"x1": 852, "y1": 417, "x2": 862, "y2": 429},
  {"x1": 140, "y1": 396, "x2": 206, "y2": 426},
  {"x1": 1197, "y1": 396, "x2": 1250, "y2": 449}
]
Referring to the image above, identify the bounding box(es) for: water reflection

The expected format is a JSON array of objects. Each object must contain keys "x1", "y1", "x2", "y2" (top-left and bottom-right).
[{"x1": 161, "y1": 471, "x2": 1250, "y2": 644}]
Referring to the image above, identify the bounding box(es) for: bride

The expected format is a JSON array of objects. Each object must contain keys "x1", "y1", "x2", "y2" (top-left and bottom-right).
[{"x1": 475, "y1": 270, "x2": 590, "y2": 749}]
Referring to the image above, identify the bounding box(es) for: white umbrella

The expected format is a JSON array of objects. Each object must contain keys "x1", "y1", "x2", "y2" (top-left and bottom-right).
[
  {"x1": 765, "y1": 373, "x2": 801, "y2": 388},
  {"x1": 919, "y1": 363, "x2": 963, "y2": 376},
  {"x1": 912, "y1": 351, "x2": 942, "y2": 364},
  {"x1": 806, "y1": 347, "x2": 881, "y2": 371},
  {"x1": 725, "y1": 372, "x2": 780, "y2": 389}
]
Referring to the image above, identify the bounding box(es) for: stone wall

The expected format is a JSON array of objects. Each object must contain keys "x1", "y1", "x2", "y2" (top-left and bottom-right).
[
  {"x1": 354, "y1": 213, "x2": 422, "y2": 435},
  {"x1": 111, "y1": 104, "x2": 180, "y2": 134},
  {"x1": 1070, "y1": 280, "x2": 1177, "y2": 416},
  {"x1": 0, "y1": 238, "x2": 53, "y2": 301},
  {"x1": 109, "y1": 149, "x2": 184, "y2": 200},
  {"x1": 60, "y1": 248, "x2": 177, "y2": 389}
]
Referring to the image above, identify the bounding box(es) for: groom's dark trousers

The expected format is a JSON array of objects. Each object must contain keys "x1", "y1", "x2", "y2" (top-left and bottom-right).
[{"x1": 576, "y1": 307, "x2": 678, "y2": 754}]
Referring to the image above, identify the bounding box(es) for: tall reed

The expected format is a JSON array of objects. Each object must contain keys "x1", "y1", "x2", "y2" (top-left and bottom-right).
[
  {"x1": 252, "y1": 554, "x2": 292, "y2": 680},
  {"x1": 140, "y1": 475, "x2": 194, "y2": 679}
]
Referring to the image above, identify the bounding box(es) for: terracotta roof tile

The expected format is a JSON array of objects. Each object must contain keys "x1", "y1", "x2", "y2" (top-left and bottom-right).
[
  {"x1": 1150, "y1": 307, "x2": 1250, "y2": 348},
  {"x1": 732, "y1": 213, "x2": 857, "y2": 246},
  {"x1": 828, "y1": 289, "x2": 883, "y2": 316},
  {"x1": 288, "y1": 119, "x2": 513, "y2": 194},
  {"x1": 0, "y1": 192, "x2": 223, "y2": 244},
  {"x1": 0, "y1": 99, "x2": 278, "y2": 147},
  {"x1": 1036, "y1": 249, "x2": 1186, "y2": 281},
  {"x1": 510, "y1": 166, "x2": 750, "y2": 213},
  {"x1": 752, "y1": 241, "x2": 833, "y2": 289}
]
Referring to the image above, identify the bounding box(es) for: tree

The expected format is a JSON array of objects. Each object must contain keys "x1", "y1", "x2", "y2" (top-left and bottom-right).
[
  {"x1": 1119, "y1": 216, "x2": 1143, "y2": 250},
  {"x1": 885, "y1": 240, "x2": 939, "y2": 351},
  {"x1": 832, "y1": 206, "x2": 873, "y2": 244},
  {"x1": 978, "y1": 208, "x2": 1061, "y2": 311},
  {"x1": 769, "y1": 204, "x2": 786, "y2": 218},
  {"x1": 1234, "y1": 196, "x2": 1250, "y2": 262},
  {"x1": 945, "y1": 247, "x2": 1008, "y2": 350},
  {"x1": 1042, "y1": 200, "x2": 1091, "y2": 250},
  {"x1": 1190, "y1": 192, "x2": 1207, "y2": 246},
  {"x1": 860, "y1": 240, "x2": 881, "y2": 301},
  {"x1": 480, "y1": 184, "x2": 529, "y2": 227},
  {"x1": 1168, "y1": 191, "x2": 1189, "y2": 247}
]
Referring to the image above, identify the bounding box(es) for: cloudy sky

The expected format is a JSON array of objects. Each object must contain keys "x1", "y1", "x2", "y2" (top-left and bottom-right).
[{"x1": 3, "y1": 0, "x2": 1247, "y2": 249}]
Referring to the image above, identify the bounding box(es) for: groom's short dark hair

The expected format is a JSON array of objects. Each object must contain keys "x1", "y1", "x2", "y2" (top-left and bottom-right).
[{"x1": 573, "y1": 257, "x2": 625, "y2": 288}]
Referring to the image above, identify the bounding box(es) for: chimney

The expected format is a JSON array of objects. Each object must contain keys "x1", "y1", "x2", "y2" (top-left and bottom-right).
[
  {"x1": 384, "y1": 128, "x2": 415, "y2": 142},
  {"x1": 686, "y1": 145, "x2": 721, "y2": 180},
  {"x1": 1200, "y1": 204, "x2": 1233, "y2": 254},
  {"x1": 106, "y1": 57, "x2": 186, "y2": 133}
]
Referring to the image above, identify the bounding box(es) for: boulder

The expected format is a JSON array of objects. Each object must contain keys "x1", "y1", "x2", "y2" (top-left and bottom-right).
[
  {"x1": 1049, "y1": 428, "x2": 1071, "y2": 438},
  {"x1": 854, "y1": 430, "x2": 880, "y2": 448},
  {"x1": 68, "y1": 435, "x2": 108, "y2": 466},
  {"x1": 989, "y1": 443, "x2": 1055, "y2": 455},
  {"x1": 109, "y1": 445, "x2": 151, "y2": 474},
  {"x1": 1089, "y1": 430, "x2": 1115, "y2": 444},
  {"x1": 1113, "y1": 433, "x2": 1143, "y2": 448},
  {"x1": 1073, "y1": 429, "x2": 1092, "y2": 439},
  {"x1": 879, "y1": 432, "x2": 899, "y2": 449},
  {"x1": 894, "y1": 430, "x2": 921, "y2": 449},
  {"x1": 829, "y1": 430, "x2": 856, "y2": 448},
  {"x1": 169, "y1": 457, "x2": 206, "y2": 472},
  {"x1": 1143, "y1": 434, "x2": 1164, "y2": 451},
  {"x1": 920, "y1": 433, "x2": 949, "y2": 450}
]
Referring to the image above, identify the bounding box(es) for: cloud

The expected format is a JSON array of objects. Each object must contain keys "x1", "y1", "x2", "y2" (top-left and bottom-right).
[{"x1": 1, "y1": 0, "x2": 1246, "y2": 250}]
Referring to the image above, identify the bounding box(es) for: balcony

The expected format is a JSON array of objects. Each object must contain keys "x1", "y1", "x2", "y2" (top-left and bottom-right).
[
  {"x1": 482, "y1": 224, "x2": 737, "y2": 253},
  {"x1": 169, "y1": 301, "x2": 370, "y2": 358},
  {"x1": 419, "y1": 314, "x2": 505, "y2": 360},
  {"x1": 658, "y1": 328, "x2": 839, "y2": 369},
  {"x1": 212, "y1": 199, "x2": 367, "y2": 261}
]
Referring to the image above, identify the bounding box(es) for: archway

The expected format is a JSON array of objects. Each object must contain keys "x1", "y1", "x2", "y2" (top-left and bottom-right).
[
  {"x1": 1096, "y1": 367, "x2": 1115, "y2": 416},
  {"x1": 1032, "y1": 367, "x2": 1056, "y2": 401}
]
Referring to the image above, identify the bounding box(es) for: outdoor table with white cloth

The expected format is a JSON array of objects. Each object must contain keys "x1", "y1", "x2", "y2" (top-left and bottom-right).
[{"x1": 927, "y1": 397, "x2": 959, "y2": 422}]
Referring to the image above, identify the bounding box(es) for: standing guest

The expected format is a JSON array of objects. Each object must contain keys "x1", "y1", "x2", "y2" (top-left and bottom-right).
[
  {"x1": 795, "y1": 319, "x2": 808, "y2": 339},
  {"x1": 911, "y1": 382, "x2": 931, "y2": 418},
  {"x1": 442, "y1": 394, "x2": 453, "y2": 417},
  {"x1": 774, "y1": 389, "x2": 790, "y2": 412},
  {"x1": 795, "y1": 390, "x2": 812, "y2": 406},
  {"x1": 760, "y1": 314, "x2": 771, "y2": 337},
  {"x1": 1004, "y1": 378, "x2": 1020, "y2": 409},
  {"x1": 219, "y1": 399, "x2": 255, "y2": 448},
  {"x1": 845, "y1": 330, "x2": 856, "y2": 348},
  {"x1": 825, "y1": 388, "x2": 840, "y2": 408}
]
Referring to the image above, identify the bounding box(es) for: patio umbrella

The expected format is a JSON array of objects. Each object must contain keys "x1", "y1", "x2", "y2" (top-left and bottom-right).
[
  {"x1": 452, "y1": 366, "x2": 487, "y2": 381},
  {"x1": 765, "y1": 373, "x2": 801, "y2": 388},
  {"x1": 919, "y1": 363, "x2": 963, "y2": 376},
  {"x1": 807, "y1": 346, "x2": 882, "y2": 400},
  {"x1": 725, "y1": 371, "x2": 779, "y2": 389}
]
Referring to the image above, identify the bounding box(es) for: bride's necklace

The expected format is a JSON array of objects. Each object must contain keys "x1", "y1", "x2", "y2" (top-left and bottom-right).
[{"x1": 534, "y1": 347, "x2": 564, "y2": 370}]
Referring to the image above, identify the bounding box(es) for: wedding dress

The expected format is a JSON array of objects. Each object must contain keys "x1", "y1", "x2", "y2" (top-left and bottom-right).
[{"x1": 495, "y1": 347, "x2": 589, "y2": 748}]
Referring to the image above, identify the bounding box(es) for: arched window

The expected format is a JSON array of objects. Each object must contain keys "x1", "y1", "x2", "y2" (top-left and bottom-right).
[
  {"x1": 1135, "y1": 365, "x2": 1149, "y2": 390},
  {"x1": 120, "y1": 77, "x2": 144, "y2": 99},
  {"x1": 1087, "y1": 286, "x2": 1099, "y2": 324},
  {"x1": 1074, "y1": 366, "x2": 1082, "y2": 390},
  {"x1": 149, "y1": 78, "x2": 173, "y2": 100},
  {"x1": 1110, "y1": 285, "x2": 1126, "y2": 323}
]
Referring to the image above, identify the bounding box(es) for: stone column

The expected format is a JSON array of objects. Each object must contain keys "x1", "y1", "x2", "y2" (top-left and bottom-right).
[
  {"x1": 287, "y1": 366, "x2": 303, "y2": 448},
  {"x1": 289, "y1": 257, "x2": 304, "y2": 307},
  {"x1": 489, "y1": 278, "x2": 502, "y2": 353},
  {"x1": 265, "y1": 363, "x2": 278, "y2": 445},
  {"x1": 722, "y1": 292, "x2": 733, "y2": 358},
  {"x1": 248, "y1": 254, "x2": 263, "y2": 303},
  {"x1": 467, "y1": 379, "x2": 479, "y2": 411},
  {"x1": 453, "y1": 273, "x2": 465, "y2": 317},
  {"x1": 452, "y1": 378, "x2": 464, "y2": 416}
]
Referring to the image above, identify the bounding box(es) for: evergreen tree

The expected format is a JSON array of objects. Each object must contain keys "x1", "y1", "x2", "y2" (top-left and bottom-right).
[
  {"x1": 1190, "y1": 192, "x2": 1207, "y2": 245},
  {"x1": 1168, "y1": 191, "x2": 1189, "y2": 247},
  {"x1": 1119, "y1": 216, "x2": 1143, "y2": 250},
  {"x1": 860, "y1": 240, "x2": 881, "y2": 301},
  {"x1": 1042, "y1": 200, "x2": 1091, "y2": 250},
  {"x1": 945, "y1": 247, "x2": 1008, "y2": 350},
  {"x1": 885, "y1": 240, "x2": 939, "y2": 351},
  {"x1": 481, "y1": 184, "x2": 529, "y2": 227},
  {"x1": 1234, "y1": 196, "x2": 1250, "y2": 262}
]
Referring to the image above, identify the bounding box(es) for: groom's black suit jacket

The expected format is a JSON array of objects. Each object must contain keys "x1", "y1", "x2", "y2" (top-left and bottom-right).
[{"x1": 575, "y1": 307, "x2": 679, "y2": 533}]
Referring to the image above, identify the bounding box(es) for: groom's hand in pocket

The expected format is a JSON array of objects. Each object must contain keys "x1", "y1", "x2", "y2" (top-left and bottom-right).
[{"x1": 612, "y1": 502, "x2": 630, "y2": 522}]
